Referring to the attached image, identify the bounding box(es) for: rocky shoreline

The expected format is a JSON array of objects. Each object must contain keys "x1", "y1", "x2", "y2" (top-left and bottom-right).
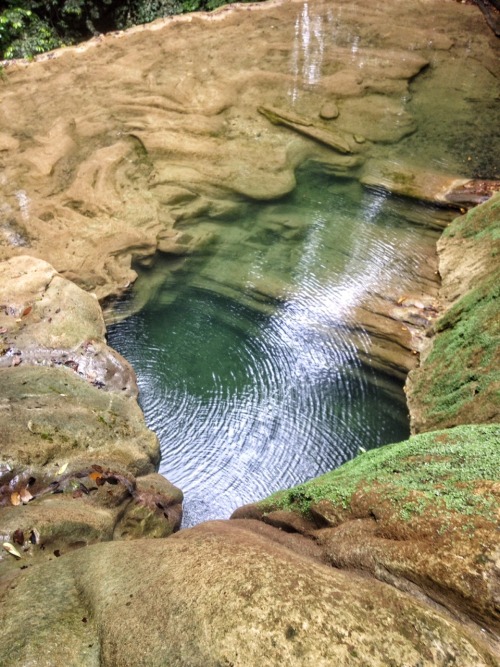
[
  {"x1": 0, "y1": 0, "x2": 499, "y2": 664},
  {"x1": 0, "y1": 194, "x2": 498, "y2": 667}
]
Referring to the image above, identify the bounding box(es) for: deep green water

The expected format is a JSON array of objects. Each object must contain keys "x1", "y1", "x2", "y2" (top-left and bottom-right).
[{"x1": 108, "y1": 172, "x2": 450, "y2": 525}]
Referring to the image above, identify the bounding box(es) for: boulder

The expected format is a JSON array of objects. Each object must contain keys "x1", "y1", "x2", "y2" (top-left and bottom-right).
[
  {"x1": 0, "y1": 520, "x2": 496, "y2": 666},
  {"x1": 0, "y1": 257, "x2": 183, "y2": 573},
  {"x1": 233, "y1": 425, "x2": 500, "y2": 645}
]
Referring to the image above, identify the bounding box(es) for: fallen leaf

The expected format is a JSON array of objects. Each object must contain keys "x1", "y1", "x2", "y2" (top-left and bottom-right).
[
  {"x1": 89, "y1": 471, "x2": 103, "y2": 483},
  {"x1": 22, "y1": 306, "x2": 32, "y2": 317},
  {"x1": 2, "y1": 542, "x2": 22, "y2": 559},
  {"x1": 10, "y1": 491, "x2": 21, "y2": 506},
  {"x1": 56, "y1": 462, "x2": 69, "y2": 476}
]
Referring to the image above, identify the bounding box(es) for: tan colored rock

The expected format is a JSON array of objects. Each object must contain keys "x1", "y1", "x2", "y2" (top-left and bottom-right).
[
  {"x1": 319, "y1": 101, "x2": 339, "y2": 119},
  {"x1": 233, "y1": 425, "x2": 500, "y2": 648},
  {"x1": 0, "y1": 365, "x2": 159, "y2": 475},
  {"x1": 0, "y1": 520, "x2": 497, "y2": 666},
  {"x1": 407, "y1": 194, "x2": 500, "y2": 432},
  {"x1": 0, "y1": 256, "x2": 137, "y2": 394},
  {"x1": 0, "y1": 256, "x2": 182, "y2": 569},
  {"x1": 0, "y1": 0, "x2": 492, "y2": 303},
  {"x1": 360, "y1": 159, "x2": 470, "y2": 205}
]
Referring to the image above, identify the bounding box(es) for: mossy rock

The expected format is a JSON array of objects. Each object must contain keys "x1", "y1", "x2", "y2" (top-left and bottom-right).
[
  {"x1": 233, "y1": 425, "x2": 500, "y2": 634},
  {"x1": 408, "y1": 193, "x2": 500, "y2": 432},
  {"x1": 410, "y1": 275, "x2": 499, "y2": 430},
  {"x1": 255, "y1": 425, "x2": 500, "y2": 525}
]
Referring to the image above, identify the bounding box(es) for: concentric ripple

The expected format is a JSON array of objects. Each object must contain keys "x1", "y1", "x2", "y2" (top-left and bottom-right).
[{"x1": 108, "y1": 174, "x2": 442, "y2": 526}]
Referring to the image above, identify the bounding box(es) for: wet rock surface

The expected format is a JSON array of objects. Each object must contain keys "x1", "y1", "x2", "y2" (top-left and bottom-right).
[
  {"x1": 0, "y1": 0, "x2": 499, "y2": 664},
  {"x1": 0, "y1": 0, "x2": 497, "y2": 305}
]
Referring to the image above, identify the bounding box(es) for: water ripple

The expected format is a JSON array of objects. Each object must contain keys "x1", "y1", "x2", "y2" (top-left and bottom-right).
[{"x1": 107, "y1": 177, "x2": 423, "y2": 526}]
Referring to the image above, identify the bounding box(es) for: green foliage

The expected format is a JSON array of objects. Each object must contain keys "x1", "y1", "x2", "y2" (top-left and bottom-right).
[
  {"x1": 0, "y1": 7, "x2": 61, "y2": 59},
  {"x1": 260, "y1": 424, "x2": 500, "y2": 523}
]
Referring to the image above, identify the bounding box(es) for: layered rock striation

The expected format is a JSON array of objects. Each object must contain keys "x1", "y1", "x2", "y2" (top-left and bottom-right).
[{"x1": 0, "y1": 256, "x2": 182, "y2": 578}]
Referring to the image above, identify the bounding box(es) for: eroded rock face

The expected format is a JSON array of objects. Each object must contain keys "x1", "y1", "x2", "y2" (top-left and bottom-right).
[
  {"x1": 0, "y1": 257, "x2": 182, "y2": 571},
  {"x1": 0, "y1": 255, "x2": 137, "y2": 394},
  {"x1": 407, "y1": 193, "x2": 500, "y2": 432},
  {"x1": 0, "y1": 2, "x2": 498, "y2": 664},
  {"x1": 0, "y1": 520, "x2": 497, "y2": 667},
  {"x1": 0, "y1": 0, "x2": 497, "y2": 304}
]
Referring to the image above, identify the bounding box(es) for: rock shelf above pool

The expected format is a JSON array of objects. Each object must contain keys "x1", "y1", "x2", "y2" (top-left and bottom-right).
[{"x1": 0, "y1": 0, "x2": 498, "y2": 305}]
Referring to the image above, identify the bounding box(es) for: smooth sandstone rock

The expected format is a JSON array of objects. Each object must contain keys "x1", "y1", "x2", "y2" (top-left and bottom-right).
[
  {"x1": 0, "y1": 521, "x2": 496, "y2": 667},
  {"x1": 319, "y1": 101, "x2": 339, "y2": 119},
  {"x1": 0, "y1": 0, "x2": 492, "y2": 303},
  {"x1": 0, "y1": 256, "x2": 137, "y2": 395}
]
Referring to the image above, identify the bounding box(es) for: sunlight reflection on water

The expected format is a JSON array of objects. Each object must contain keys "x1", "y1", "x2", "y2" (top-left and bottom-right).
[{"x1": 107, "y1": 174, "x2": 438, "y2": 526}]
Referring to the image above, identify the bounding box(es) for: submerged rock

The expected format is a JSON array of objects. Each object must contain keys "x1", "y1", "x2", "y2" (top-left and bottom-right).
[
  {"x1": 0, "y1": 0, "x2": 495, "y2": 303},
  {"x1": 0, "y1": 1, "x2": 498, "y2": 664}
]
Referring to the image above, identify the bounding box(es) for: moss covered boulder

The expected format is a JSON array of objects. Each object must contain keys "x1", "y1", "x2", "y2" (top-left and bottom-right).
[
  {"x1": 233, "y1": 425, "x2": 500, "y2": 641},
  {"x1": 407, "y1": 194, "x2": 500, "y2": 432}
]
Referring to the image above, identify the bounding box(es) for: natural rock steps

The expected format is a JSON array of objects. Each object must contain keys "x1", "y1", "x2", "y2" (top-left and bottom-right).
[{"x1": 0, "y1": 256, "x2": 182, "y2": 574}]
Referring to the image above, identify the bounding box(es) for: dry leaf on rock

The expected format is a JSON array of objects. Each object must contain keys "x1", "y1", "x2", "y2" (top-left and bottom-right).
[
  {"x1": 56, "y1": 462, "x2": 69, "y2": 476},
  {"x1": 10, "y1": 491, "x2": 21, "y2": 506},
  {"x1": 2, "y1": 542, "x2": 22, "y2": 559},
  {"x1": 19, "y1": 488, "x2": 33, "y2": 504},
  {"x1": 12, "y1": 529, "x2": 24, "y2": 545}
]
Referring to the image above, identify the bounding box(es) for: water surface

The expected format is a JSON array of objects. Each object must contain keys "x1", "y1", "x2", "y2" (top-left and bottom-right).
[{"x1": 108, "y1": 172, "x2": 443, "y2": 525}]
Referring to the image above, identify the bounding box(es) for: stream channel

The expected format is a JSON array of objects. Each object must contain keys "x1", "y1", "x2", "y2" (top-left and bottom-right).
[
  {"x1": 108, "y1": 171, "x2": 444, "y2": 526},
  {"x1": 106, "y1": 0, "x2": 498, "y2": 527}
]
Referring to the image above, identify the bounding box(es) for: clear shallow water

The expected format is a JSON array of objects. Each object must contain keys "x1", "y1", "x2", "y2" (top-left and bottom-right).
[{"x1": 108, "y1": 172, "x2": 445, "y2": 526}]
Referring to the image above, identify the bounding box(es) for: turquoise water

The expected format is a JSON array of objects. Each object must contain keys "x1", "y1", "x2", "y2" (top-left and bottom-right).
[{"x1": 108, "y1": 171, "x2": 448, "y2": 525}]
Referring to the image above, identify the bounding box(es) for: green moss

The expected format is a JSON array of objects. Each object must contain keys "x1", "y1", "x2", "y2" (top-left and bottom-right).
[
  {"x1": 443, "y1": 192, "x2": 500, "y2": 242},
  {"x1": 412, "y1": 268, "x2": 499, "y2": 427},
  {"x1": 260, "y1": 425, "x2": 500, "y2": 522},
  {"x1": 410, "y1": 194, "x2": 500, "y2": 428}
]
